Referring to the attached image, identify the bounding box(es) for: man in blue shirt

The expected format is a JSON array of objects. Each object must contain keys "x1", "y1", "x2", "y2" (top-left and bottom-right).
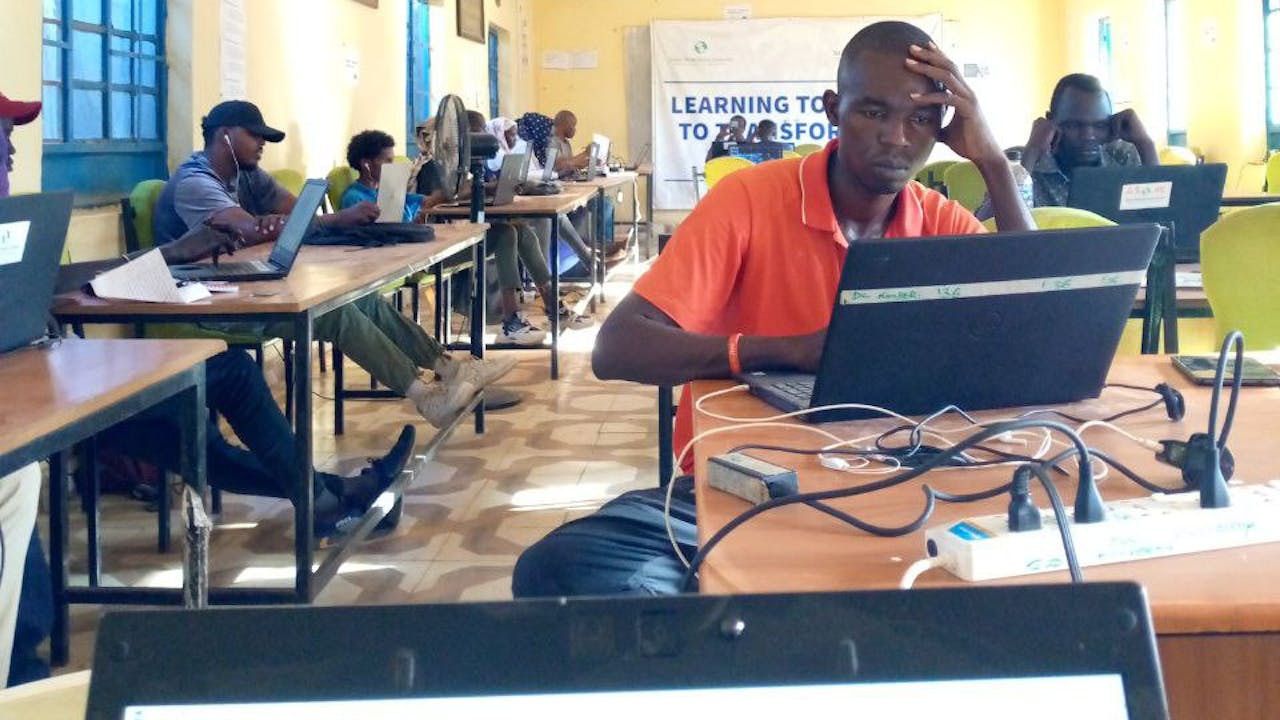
[
  {"x1": 339, "y1": 129, "x2": 429, "y2": 223},
  {"x1": 154, "y1": 101, "x2": 516, "y2": 426}
]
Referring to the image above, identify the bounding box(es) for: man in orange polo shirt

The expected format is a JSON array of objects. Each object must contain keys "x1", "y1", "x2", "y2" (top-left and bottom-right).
[{"x1": 512, "y1": 21, "x2": 1033, "y2": 597}]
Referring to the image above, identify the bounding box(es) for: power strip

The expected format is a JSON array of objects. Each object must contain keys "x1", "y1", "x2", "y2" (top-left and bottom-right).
[{"x1": 924, "y1": 480, "x2": 1280, "y2": 581}]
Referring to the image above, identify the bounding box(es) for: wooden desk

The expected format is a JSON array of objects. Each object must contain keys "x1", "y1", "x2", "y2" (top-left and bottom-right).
[
  {"x1": 49, "y1": 224, "x2": 488, "y2": 620},
  {"x1": 429, "y1": 190, "x2": 597, "y2": 379},
  {"x1": 690, "y1": 356, "x2": 1280, "y2": 718},
  {"x1": 0, "y1": 670, "x2": 90, "y2": 720},
  {"x1": 0, "y1": 338, "x2": 222, "y2": 665},
  {"x1": 564, "y1": 172, "x2": 642, "y2": 303}
]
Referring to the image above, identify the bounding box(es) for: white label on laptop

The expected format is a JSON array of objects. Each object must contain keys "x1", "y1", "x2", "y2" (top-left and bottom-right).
[
  {"x1": 1118, "y1": 181, "x2": 1173, "y2": 210},
  {"x1": 0, "y1": 220, "x2": 31, "y2": 266},
  {"x1": 839, "y1": 270, "x2": 1147, "y2": 305}
]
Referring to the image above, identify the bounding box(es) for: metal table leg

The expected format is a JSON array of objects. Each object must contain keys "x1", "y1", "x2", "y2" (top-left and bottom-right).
[
  {"x1": 550, "y1": 215, "x2": 561, "y2": 380},
  {"x1": 291, "y1": 312, "x2": 315, "y2": 602},
  {"x1": 49, "y1": 451, "x2": 69, "y2": 666}
]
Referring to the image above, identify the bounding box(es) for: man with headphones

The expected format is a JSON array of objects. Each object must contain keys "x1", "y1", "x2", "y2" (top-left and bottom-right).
[{"x1": 152, "y1": 101, "x2": 516, "y2": 427}]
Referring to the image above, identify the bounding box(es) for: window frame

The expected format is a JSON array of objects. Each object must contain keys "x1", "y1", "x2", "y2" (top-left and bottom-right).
[
  {"x1": 488, "y1": 27, "x2": 500, "y2": 120},
  {"x1": 1266, "y1": 0, "x2": 1280, "y2": 149},
  {"x1": 41, "y1": 0, "x2": 168, "y2": 207},
  {"x1": 406, "y1": 0, "x2": 431, "y2": 157}
]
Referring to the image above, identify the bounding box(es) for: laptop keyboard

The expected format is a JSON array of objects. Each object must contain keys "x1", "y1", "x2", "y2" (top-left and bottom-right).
[
  {"x1": 772, "y1": 378, "x2": 815, "y2": 406},
  {"x1": 209, "y1": 260, "x2": 271, "y2": 273}
]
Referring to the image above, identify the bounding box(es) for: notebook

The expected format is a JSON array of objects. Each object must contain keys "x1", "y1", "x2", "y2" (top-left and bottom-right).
[{"x1": 85, "y1": 584, "x2": 1167, "y2": 719}]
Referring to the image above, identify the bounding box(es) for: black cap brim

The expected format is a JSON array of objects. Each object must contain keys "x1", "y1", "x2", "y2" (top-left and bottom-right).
[{"x1": 244, "y1": 123, "x2": 286, "y2": 143}]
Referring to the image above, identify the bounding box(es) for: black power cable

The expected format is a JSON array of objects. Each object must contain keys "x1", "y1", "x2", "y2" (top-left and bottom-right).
[{"x1": 680, "y1": 417, "x2": 1095, "y2": 591}]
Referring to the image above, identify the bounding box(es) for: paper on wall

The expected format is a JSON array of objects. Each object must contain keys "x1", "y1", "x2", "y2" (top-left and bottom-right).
[
  {"x1": 90, "y1": 249, "x2": 212, "y2": 304},
  {"x1": 542, "y1": 51, "x2": 572, "y2": 70},
  {"x1": 572, "y1": 51, "x2": 599, "y2": 69}
]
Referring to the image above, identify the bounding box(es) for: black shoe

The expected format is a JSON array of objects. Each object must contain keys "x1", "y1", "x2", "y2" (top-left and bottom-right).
[{"x1": 369, "y1": 424, "x2": 417, "y2": 489}]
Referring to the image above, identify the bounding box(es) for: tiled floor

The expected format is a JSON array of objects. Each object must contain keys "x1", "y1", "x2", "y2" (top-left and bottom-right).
[{"x1": 46, "y1": 262, "x2": 658, "y2": 673}]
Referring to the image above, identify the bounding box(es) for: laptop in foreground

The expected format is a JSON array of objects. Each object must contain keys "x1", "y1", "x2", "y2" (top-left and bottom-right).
[
  {"x1": 169, "y1": 178, "x2": 328, "y2": 282},
  {"x1": 741, "y1": 224, "x2": 1160, "y2": 422},
  {"x1": 0, "y1": 192, "x2": 73, "y2": 354},
  {"x1": 86, "y1": 585, "x2": 1166, "y2": 719},
  {"x1": 1066, "y1": 163, "x2": 1227, "y2": 262}
]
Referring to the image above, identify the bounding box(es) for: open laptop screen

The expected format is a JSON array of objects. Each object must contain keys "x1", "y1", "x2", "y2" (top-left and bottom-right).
[
  {"x1": 266, "y1": 179, "x2": 326, "y2": 270},
  {"x1": 124, "y1": 676, "x2": 1129, "y2": 720}
]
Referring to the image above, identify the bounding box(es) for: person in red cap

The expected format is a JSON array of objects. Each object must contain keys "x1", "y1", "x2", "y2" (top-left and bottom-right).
[{"x1": 0, "y1": 92, "x2": 42, "y2": 198}]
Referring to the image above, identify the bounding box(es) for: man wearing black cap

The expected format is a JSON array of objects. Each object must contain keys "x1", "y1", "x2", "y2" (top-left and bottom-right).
[{"x1": 154, "y1": 100, "x2": 516, "y2": 427}]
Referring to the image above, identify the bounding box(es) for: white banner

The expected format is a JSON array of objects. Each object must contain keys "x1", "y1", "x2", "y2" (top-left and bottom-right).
[{"x1": 650, "y1": 15, "x2": 942, "y2": 210}]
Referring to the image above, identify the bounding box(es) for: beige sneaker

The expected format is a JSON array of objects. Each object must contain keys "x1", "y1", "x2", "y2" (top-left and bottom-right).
[
  {"x1": 413, "y1": 377, "x2": 477, "y2": 427},
  {"x1": 442, "y1": 354, "x2": 519, "y2": 390}
]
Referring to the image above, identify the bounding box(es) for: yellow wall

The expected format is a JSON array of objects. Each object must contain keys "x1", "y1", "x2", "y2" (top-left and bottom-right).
[
  {"x1": 429, "y1": 0, "x2": 536, "y2": 122},
  {"x1": 530, "y1": 0, "x2": 1069, "y2": 163},
  {"x1": 3, "y1": 2, "x2": 44, "y2": 201},
  {"x1": 1062, "y1": 0, "x2": 1269, "y2": 177},
  {"x1": 0, "y1": 0, "x2": 533, "y2": 260}
]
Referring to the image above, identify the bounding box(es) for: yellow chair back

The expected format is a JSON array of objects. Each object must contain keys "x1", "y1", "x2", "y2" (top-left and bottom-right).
[
  {"x1": 125, "y1": 179, "x2": 168, "y2": 251},
  {"x1": 793, "y1": 143, "x2": 823, "y2": 157},
  {"x1": 1158, "y1": 146, "x2": 1197, "y2": 165},
  {"x1": 942, "y1": 161, "x2": 987, "y2": 212},
  {"x1": 704, "y1": 156, "x2": 755, "y2": 191},
  {"x1": 1200, "y1": 202, "x2": 1280, "y2": 348},
  {"x1": 781, "y1": 150, "x2": 801, "y2": 160},
  {"x1": 269, "y1": 168, "x2": 306, "y2": 196},
  {"x1": 1235, "y1": 162, "x2": 1267, "y2": 193},
  {"x1": 325, "y1": 166, "x2": 360, "y2": 212},
  {"x1": 917, "y1": 160, "x2": 959, "y2": 189},
  {"x1": 1267, "y1": 152, "x2": 1280, "y2": 194},
  {"x1": 980, "y1": 205, "x2": 1115, "y2": 233}
]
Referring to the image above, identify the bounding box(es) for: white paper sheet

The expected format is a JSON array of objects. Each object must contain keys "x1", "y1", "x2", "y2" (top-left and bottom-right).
[
  {"x1": 376, "y1": 163, "x2": 411, "y2": 223},
  {"x1": 91, "y1": 250, "x2": 211, "y2": 304}
]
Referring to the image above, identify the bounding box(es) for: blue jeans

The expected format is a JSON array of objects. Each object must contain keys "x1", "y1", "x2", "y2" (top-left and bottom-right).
[{"x1": 512, "y1": 477, "x2": 698, "y2": 597}]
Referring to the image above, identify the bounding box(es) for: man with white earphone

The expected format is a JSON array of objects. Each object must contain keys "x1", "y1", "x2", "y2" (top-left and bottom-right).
[{"x1": 151, "y1": 101, "x2": 516, "y2": 428}]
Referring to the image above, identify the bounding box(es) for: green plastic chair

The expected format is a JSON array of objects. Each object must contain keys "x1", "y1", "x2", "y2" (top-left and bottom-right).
[
  {"x1": 916, "y1": 159, "x2": 958, "y2": 190},
  {"x1": 325, "y1": 166, "x2": 359, "y2": 213},
  {"x1": 793, "y1": 143, "x2": 823, "y2": 157},
  {"x1": 1159, "y1": 146, "x2": 1197, "y2": 166},
  {"x1": 270, "y1": 168, "x2": 306, "y2": 196},
  {"x1": 704, "y1": 156, "x2": 755, "y2": 191},
  {"x1": 1201, "y1": 202, "x2": 1280, "y2": 349},
  {"x1": 1266, "y1": 152, "x2": 1280, "y2": 194},
  {"x1": 942, "y1": 161, "x2": 987, "y2": 212},
  {"x1": 980, "y1": 205, "x2": 1116, "y2": 233}
]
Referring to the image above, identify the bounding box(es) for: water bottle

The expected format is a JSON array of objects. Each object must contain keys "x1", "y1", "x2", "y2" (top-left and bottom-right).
[{"x1": 1006, "y1": 148, "x2": 1035, "y2": 209}]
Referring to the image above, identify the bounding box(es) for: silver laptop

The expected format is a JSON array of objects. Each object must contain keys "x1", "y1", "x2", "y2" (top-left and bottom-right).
[
  {"x1": 169, "y1": 179, "x2": 327, "y2": 282},
  {"x1": 0, "y1": 192, "x2": 73, "y2": 354},
  {"x1": 445, "y1": 152, "x2": 522, "y2": 207}
]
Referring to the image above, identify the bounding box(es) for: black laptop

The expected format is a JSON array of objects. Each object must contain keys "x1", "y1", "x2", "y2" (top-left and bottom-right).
[
  {"x1": 741, "y1": 225, "x2": 1160, "y2": 423},
  {"x1": 169, "y1": 178, "x2": 327, "y2": 282},
  {"x1": 85, "y1": 585, "x2": 1167, "y2": 719},
  {"x1": 1067, "y1": 163, "x2": 1228, "y2": 261},
  {"x1": 0, "y1": 192, "x2": 73, "y2": 354}
]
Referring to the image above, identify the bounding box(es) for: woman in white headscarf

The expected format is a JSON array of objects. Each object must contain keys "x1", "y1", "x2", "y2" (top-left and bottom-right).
[{"x1": 485, "y1": 117, "x2": 519, "y2": 176}]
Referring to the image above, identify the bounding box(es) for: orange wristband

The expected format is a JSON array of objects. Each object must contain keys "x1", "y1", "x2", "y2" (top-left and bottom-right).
[{"x1": 727, "y1": 333, "x2": 744, "y2": 376}]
